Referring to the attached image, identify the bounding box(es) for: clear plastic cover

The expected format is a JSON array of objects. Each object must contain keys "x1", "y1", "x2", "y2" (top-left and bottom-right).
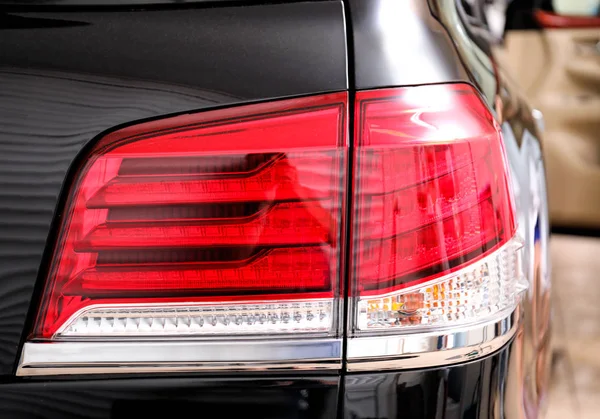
[
  {"x1": 59, "y1": 300, "x2": 333, "y2": 337},
  {"x1": 356, "y1": 238, "x2": 526, "y2": 331},
  {"x1": 351, "y1": 85, "x2": 521, "y2": 335}
]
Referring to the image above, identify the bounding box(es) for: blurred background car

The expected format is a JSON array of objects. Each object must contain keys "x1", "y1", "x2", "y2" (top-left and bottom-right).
[{"x1": 498, "y1": 0, "x2": 600, "y2": 231}]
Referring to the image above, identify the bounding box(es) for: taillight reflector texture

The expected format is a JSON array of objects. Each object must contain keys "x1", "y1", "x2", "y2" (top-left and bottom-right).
[
  {"x1": 60, "y1": 300, "x2": 333, "y2": 337},
  {"x1": 34, "y1": 93, "x2": 347, "y2": 339},
  {"x1": 351, "y1": 84, "x2": 522, "y2": 332}
]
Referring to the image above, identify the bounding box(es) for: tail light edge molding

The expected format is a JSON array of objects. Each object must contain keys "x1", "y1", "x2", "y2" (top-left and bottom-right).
[
  {"x1": 17, "y1": 338, "x2": 342, "y2": 376},
  {"x1": 346, "y1": 307, "x2": 518, "y2": 372}
]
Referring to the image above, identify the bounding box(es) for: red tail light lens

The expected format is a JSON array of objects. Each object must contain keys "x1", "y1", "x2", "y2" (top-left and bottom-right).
[
  {"x1": 23, "y1": 84, "x2": 525, "y2": 378},
  {"x1": 33, "y1": 93, "x2": 347, "y2": 339},
  {"x1": 351, "y1": 84, "x2": 519, "y2": 331}
]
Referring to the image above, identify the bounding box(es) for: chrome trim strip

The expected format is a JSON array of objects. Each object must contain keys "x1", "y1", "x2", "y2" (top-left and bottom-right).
[
  {"x1": 17, "y1": 338, "x2": 341, "y2": 376},
  {"x1": 346, "y1": 308, "x2": 518, "y2": 371}
]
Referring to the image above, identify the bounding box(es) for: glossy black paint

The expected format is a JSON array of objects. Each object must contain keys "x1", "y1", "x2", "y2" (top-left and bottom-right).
[
  {"x1": 0, "y1": 346, "x2": 512, "y2": 418},
  {"x1": 348, "y1": 0, "x2": 469, "y2": 90},
  {"x1": 0, "y1": 5, "x2": 347, "y2": 99},
  {"x1": 344, "y1": 344, "x2": 510, "y2": 419},
  {"x1": 0, "y1": 1, "x2": 347, "y2": 376},
  {"x1": 0, "y1": 375, "x2": 340, "y2": 418}
]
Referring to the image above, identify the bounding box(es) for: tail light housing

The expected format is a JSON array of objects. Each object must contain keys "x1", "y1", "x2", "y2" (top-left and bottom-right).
[
  {"x1": 19, "y1": 84, "x2": 524, "y2": 376},
  {"x1": 32, "y1": 93, "x2": 347, "y2": 340},
  {"x1": 350, "y1": 85, "x2": 522, "y2": 334}
]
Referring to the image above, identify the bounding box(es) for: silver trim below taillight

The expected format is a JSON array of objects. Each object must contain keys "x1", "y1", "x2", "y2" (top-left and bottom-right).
[
  {"x1": 16, "y1": 338, "x2": 341, "y2": 376},
  {"x1": 346, "y1": 307, "x2": 518, "y2": 371}
]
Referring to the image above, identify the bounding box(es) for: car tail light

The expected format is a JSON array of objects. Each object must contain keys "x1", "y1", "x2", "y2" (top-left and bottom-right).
[
  {"x1": 32, "y1": 93, "x2": 347, "y2": 340},
  {"x1": 349, "y1": 84, "x2": 523, "y2": 336},
  {"x1": 20, "y1": 84, "x2": 525, "y2": 376}
]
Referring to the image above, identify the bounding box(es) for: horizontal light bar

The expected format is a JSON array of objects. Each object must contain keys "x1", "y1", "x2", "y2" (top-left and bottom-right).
[
  {"x1": 57, "y1": 300, "x2": 334, "y2": 337},
  {"x1": 87, "y1": 155, "x2": 337, "y2": 208},
  {"x1": 65, "y1": 248, "x2": 331, "y2": 296},
  {"x1": 77, "y1": 202, "x2": 334, "y2": 250}
]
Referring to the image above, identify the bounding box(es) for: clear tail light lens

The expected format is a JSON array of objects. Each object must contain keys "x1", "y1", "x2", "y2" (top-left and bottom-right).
[
  {"x1": 351, "y1": 84, "x2": 522, "y2": 333},
  {"x1": 33, "y1": 93, "x2": 347, "y2": 339}
]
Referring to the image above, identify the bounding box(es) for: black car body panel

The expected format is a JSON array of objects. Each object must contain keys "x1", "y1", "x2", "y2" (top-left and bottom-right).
[
  {"x1": 344, "y1": 344, "x2": 510, "y2": 419},
  {"x1": 0, "y1": 5, "x2": 347, "y2": 99},
  {"x1": 0, "y1": 346, "x2": 512, "y2": 419},
  {"x1": 349, "y1": 0, "x2": 469, "y2": 89},
  {"x1": 0, "y1": 375, "x2": 340, "y2": 418},
  {"x1": 0, "y1": 0, "x2": 550, "y2": 418}
]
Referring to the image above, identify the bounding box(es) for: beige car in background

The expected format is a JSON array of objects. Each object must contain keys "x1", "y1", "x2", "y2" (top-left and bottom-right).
[{"x1": 496, "y1": 0, "x2": 600, "y2": 230}]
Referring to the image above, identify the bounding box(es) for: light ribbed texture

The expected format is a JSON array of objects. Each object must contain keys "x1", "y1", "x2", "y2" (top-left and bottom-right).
[{"x1": 59, "y1": 300, "x2": 333, "y2": 337}]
